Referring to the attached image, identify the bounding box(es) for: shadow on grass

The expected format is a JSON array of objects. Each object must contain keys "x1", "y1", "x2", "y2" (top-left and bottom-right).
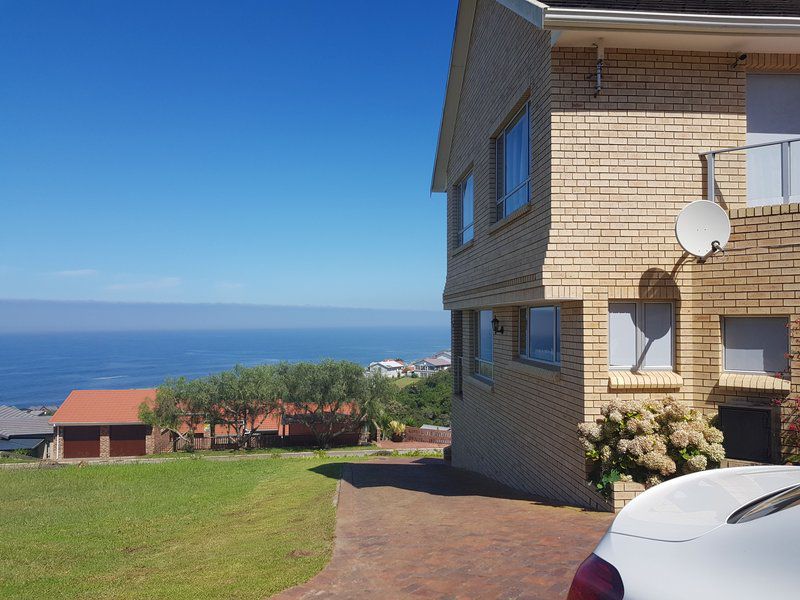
[{"x1": 309, "y1": 458, "x2": 591, "y2": 509}]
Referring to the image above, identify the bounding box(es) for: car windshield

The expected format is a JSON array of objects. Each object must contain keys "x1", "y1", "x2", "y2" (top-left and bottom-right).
[{"x1": 728, "y1": 484, "x2": 800, "y2": 524}]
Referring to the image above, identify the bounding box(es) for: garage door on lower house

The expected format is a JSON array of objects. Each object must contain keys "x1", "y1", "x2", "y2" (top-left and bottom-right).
[
  {"x1": 110, "y1": 425, "x2": 147, "y2": 457},
  {"x1": 63, "y1": 426, "x2": 101, "y2": 459}
]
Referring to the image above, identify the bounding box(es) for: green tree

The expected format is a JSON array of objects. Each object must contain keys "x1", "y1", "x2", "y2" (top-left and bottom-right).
[
  {"x1": 360, "y1": 371, "x2": 397, "y2": 440},
  {"x1": 207, "y1": 364, "x2": 283, "y2": 450},
  {"x1": 139, "y1": 377, "x2": 210, "y2": 451},
  {"x1": 391, "y1": 370, "x2": 452, "y2": 427},
  {"x1": 279, "y1": 360, "x2": 365, "y2": 448}
]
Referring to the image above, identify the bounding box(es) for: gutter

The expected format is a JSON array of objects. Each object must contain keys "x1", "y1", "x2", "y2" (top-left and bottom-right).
[
  {"x1": 51, "y1": 421, "x2": 144, "y2": 426},
  {"x1": 541, "y1": 7, "x2": 800, "y2": 35}
]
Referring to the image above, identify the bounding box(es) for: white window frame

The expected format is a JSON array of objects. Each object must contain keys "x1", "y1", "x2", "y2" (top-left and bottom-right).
[
  {"x1": 608, "y1": 301, "x2": 675, "y2": 371},
  {"x1": 459, "y1": 173, "x2": 474, "y2": 246},
  {"x1": 474, "y1": 310, "x2": 494, "y2": 381},
  {"x1": 722, "y1": 316, "x2": 790, "y2": 376},
  {"x1": 519, "y1": 305, "x2": 561, "y2": 366},
  {"x1": 496, "y1": 103, "x2": 530, "y2": 221}
]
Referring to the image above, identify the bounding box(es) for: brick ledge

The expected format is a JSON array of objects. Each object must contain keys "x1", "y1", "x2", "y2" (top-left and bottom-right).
[
  {"x1": 717, "y1": 372, "x2": 790, "y2": 393},
  {"x1": 608, "y1": 370, "x2": 683, "y2": 391}
]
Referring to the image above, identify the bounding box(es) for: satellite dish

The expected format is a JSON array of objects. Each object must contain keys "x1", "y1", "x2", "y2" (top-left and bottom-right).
[{"x1": 675, "y1": 200, "x2": 730, "y2": 260}]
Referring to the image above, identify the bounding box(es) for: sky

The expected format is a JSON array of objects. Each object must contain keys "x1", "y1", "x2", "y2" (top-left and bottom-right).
[{"x1": 0, "y1": 0, "x2": 456, "y2": 318}]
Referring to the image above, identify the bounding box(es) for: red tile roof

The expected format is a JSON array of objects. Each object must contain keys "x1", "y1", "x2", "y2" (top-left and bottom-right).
[{"x1": 50, "y1": 389, "x2": 157, "y2": 425}]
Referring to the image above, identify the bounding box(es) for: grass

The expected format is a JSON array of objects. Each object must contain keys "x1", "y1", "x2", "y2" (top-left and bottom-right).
[
  {"x1": 392, "y1": 376, "x2": 419, "y2": 389},
  {"x1": 148, "y1": 444, "x2": 376, "y2": 459},
  {"x1": 0, "y1": 457, "x2": 351, "y2": 599}
]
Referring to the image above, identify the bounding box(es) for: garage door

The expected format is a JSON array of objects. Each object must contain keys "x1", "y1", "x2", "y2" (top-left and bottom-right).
[
  {"x1": 110, "y1": 425, "x2": 147, "y2": 457},
  {"x1": 63, "y1": 426, "x2": 100, "y2": 459}
]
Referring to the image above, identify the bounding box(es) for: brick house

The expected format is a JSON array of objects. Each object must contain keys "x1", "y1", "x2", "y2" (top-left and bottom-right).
[
  {"x1": 50, "y1": 389, "x2": 171, "y2": 459},
  {"x1": 433, "y1": 0, "x2": 800, "y2": 509},
  {"x1": 50, "y1": 389, "x2": 362, "y2": 458}
]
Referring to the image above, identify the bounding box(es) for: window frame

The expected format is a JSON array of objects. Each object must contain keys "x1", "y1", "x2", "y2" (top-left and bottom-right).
[
  {"x1": 474, "y1": 310, "x2": 494, "y2": 382},
  {"x1": 722, "y1": 316, "x2": 790, "y2": 376},
  {"x1": 608, "y1": 301, "x2": 675, "y2": 371},
  {"x1": 519, "y1": 305, "x2": 561, "y2": 367},
  {"x1": 496, "y1": 103, "x2": 531, "y2": 221},
  {"x1": 458, "y1": 172, "x2": 474, "y2": 246}
]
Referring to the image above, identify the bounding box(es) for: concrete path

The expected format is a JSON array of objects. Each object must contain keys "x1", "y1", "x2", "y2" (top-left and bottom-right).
[{"x1": 275, "y1": 457, "x2": 613, "y2": 600}]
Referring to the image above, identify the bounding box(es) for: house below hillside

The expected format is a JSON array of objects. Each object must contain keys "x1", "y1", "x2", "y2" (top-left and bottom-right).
[{"x1": 0, "y1": 405, "x2": 54, "y2": 458}]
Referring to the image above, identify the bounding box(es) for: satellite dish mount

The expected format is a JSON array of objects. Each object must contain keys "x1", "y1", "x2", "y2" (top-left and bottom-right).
[{"x1": 675, "y1": 200, "x2": 731, "y2": 263}]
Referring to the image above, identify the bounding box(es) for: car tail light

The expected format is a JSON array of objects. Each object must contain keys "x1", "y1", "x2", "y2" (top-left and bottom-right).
[{"x1": 567, "y1": 553, "x2": 624, "y2": 600}]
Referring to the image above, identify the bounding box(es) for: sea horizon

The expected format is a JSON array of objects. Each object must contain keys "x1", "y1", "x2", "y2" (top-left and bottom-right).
[{"x1": 0, "y1": 326, "x2": 450, "y2": 408}]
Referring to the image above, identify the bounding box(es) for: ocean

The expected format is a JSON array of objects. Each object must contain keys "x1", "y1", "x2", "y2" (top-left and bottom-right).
[{"x1": 0, "y1": 327, "x2": 450, "y2": 408}]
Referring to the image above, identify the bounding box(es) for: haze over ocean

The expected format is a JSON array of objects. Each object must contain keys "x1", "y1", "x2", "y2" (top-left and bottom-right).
[{"x1": 0, "y1": 327, "x2": 450, "y2": 408}]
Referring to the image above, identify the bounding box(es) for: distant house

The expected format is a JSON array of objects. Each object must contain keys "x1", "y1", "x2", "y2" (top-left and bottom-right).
[
  {"x1": 367, "y1": 360, "x2": 405, "y2": 379},
  {"x1": 412, "y1": 356, "x2": 452, "y2": 378},
  {"x1": 433, "y1": 350, "x2": 452, "y2": 361},
  {"x1": 24, "y1": 405, "x2": 59, "y2": 417},
  {"x1": 0, "y1": 405, "x2": 55, "y2": 458},
  {"x1": 50, "y1": 389, "x2": 170, "y2": 459}
]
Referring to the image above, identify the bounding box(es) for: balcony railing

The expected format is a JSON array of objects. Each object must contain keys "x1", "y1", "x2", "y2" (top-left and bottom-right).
[{"x1": 701, "y1": 136, "x2": 800, "y2": 206}]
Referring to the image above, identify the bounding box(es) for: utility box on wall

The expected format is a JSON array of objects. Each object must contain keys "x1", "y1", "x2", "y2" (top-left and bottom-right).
[{"x1": 718, "y1": 405, "x2": 779, "y2": 464}]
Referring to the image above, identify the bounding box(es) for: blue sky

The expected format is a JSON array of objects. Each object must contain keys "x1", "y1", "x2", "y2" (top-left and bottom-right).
[{"x1": 0, "y1": 0, "x2": 455, "y2": 311}]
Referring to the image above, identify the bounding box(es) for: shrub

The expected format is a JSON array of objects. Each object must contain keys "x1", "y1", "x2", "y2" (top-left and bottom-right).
[
  {"x1": 387, "y1": 420, "x2": 406, "y2": 441},
  {"x1": 578, "y1": 397, "x2": 725, "y2": 497}
]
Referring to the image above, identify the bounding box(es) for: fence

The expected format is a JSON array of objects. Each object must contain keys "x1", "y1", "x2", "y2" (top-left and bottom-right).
[
  {"x1": 403, "y1": 427, "x2": 451, "y2": 445},
  {"x1": 174, "y1": 433, "x2": 280, "y2": 452}
]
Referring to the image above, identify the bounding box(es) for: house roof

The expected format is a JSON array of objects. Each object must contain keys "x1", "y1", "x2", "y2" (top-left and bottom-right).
[
  {"x1": 542, "y1": 1, "x2": 800, "y2": 16},
  {"x1": 0, "y1": 437, "x2": 45, "y2": 451},
  {"x1": 0, "y1": 405, "x2": 54, "y2": 438},
  {"x1": 415, "y1": 357, "x2": 452, "y2": 367},
  {"x1": 431, "y1": 0, "x2": 800, "y2": 192},
  {"x1": 50, "y1": 389, "x2": 157, "y2": 425},
  {"x1": 370, "y1": 360, "x2": 404, "y2": 370}
]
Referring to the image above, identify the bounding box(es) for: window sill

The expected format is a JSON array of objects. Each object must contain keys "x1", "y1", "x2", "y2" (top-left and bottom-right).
[
  {"x1": 718, "y1": 372, "x2": 791, "y2": 393},
  {"x1": 449, "y1": 239, "x2": 474, "y2": 258},
  {"x1": 607, "y1": 370, "x2": 683, "y2": 391},
  {"x1": 488, "y1": 203, "x2": 531, "y2": 236},
  {"x1": 466, "y1": 375, "x2": 494, "y2": 393},
  {"x1": 507, "y1": 359, "x2": 560, "y2": 382}
]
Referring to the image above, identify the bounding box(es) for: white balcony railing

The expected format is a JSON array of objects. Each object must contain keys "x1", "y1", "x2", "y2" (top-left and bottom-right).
[{"x1": 701, "y1": 136, "x2": 800, "y2": 207}]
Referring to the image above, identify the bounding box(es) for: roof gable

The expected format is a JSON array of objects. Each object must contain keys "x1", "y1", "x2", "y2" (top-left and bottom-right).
[{"x1": 431, "y1": 0, "x2": 800, "y2": 192}]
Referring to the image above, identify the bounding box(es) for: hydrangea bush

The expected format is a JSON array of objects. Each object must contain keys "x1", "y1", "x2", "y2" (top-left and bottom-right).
[{"x1": 578, "y1": 397, "x2": 725, "y2": 496}]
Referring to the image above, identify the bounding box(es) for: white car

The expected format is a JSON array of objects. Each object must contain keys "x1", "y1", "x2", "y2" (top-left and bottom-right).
[{"x1": 568, "y1": 466, "x2": 800, "y2": 600}]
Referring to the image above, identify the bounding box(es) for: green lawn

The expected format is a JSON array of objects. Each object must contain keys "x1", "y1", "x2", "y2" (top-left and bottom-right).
[
  {"x1": 150, "y1": 444, "x2": 376, "y2": 459},
  {"x1": 0, "y1": 457, "x2": 349, "y2": 599},
  {"x1": 392, "y1": 376, "x2": 418, "y2": 389}
]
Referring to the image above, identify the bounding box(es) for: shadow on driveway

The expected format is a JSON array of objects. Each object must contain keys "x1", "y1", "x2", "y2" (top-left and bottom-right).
[
  {"x1": 277, "y1": 458, "x2": 612, "y2": 599},
  {"x1": 311, "y1": 458, "x2": 591, "y2": 506}
]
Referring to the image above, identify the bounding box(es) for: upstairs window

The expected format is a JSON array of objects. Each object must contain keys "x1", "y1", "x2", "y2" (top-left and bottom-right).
[
  {"x1": 459, "y1": 173, "x2": 474, "y2": 246},
  {"x1": 723, "y1": 317, "x2": 789, "y2": 376},
  {"x1": 474, "y1": 310, "x2": 494, "y2": 381},
  {"x1": 519, "y1": 306, "x2": 561, "y2": 366},
  {"x1": 609, "y1": 302, "x2": 674, "y2": 370},
  {"x1": 496, "y1": 103, "x2": 530, "y2": 220}
]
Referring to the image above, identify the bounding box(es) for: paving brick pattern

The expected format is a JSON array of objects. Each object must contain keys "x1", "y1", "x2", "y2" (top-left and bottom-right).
[{"x1": 275, "y1": 458, "x2": 612, "y2": 600}]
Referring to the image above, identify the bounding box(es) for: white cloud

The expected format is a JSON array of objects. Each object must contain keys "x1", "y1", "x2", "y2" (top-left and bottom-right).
[
  {"x1": 106, "y1": 277, "x2": 182, "y2": 292},
  {"x1": 53, "y1": 269, "x2": 99, "y2": 278}
]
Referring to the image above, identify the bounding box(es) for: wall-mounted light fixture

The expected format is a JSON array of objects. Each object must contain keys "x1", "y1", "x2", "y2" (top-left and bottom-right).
[
  {"x1": 491, "y1": 316, "x2": 504, "y2": 335},
  {"x1": 730, "y1": 53, "x2": 748, "y2": 70}
]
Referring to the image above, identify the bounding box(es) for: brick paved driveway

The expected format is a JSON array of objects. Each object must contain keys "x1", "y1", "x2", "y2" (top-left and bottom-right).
[{"x1": 275, "y1": 457, "x2": 613, "y2": 600}]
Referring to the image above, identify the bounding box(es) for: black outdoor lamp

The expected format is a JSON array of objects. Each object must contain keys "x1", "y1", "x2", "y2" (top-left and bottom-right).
[{"x1": 491, "y1": 316, "x2": 504, "y2": 335}]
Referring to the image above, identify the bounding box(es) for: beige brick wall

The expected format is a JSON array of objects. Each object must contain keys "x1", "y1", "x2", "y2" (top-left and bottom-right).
[
  {"x1": 445, "y1": 0, "x2": 552, "y2": 310},
  {"x1": 443, "y1": 0, "x2": 800, "y2": 510}
]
